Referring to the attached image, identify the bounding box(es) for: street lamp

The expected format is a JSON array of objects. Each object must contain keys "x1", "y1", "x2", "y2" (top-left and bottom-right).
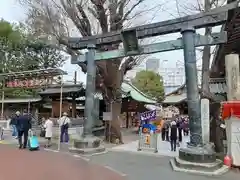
[
  {"x1": 0, "y1": 77, "x2": 5, "y2": 120},
  {"x1": 1, "y1": 88, "x2": 4, "y2": 120},
  {"x1": 58, "y1": 75, "x2": 63, "y2": 151}
]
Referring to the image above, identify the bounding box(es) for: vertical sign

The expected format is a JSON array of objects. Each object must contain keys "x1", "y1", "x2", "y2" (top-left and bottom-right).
[{"x1": 201, "y1": 98, "x2": 210, "y2": 144}]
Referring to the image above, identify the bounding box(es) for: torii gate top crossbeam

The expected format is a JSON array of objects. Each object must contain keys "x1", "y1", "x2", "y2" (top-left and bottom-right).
[{"x1": 68, "y1": 1, "x2": 239, "y2": 50}]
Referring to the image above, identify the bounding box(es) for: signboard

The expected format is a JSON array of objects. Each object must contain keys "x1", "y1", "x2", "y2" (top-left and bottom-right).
[
  {"x1": 5, "y1": 78, "x2": 53, "y2": 88},
  {"x1": 139, "y1": 110, "x2": 156, "y2": 122}
]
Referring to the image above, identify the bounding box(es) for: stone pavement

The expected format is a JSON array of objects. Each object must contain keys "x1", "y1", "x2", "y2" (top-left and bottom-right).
[
  {"x1": 111, "y1": 134, "x2": 189, "y2": 157},
  {"x1": 0, "y1": 145, "x2": 125, "y2": 180},
  {"x1": 88, "y1": 151, "x2": 239, "y2": 180}
]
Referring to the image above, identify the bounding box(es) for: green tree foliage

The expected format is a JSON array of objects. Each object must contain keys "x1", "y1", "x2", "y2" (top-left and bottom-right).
[
  {"x1": 132, "y1": 70, "x2": 165, "y2": 102},
  {"x1": 0, "y1": 19, "x2": 66, "y2": 97}
]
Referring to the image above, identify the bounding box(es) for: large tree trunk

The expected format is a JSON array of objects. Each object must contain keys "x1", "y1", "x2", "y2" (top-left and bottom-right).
[
  {"x1": 105, "y1": 100, "x2": 123, "y2": 144},
  {"x1": 102, "y1": 63, "x2": 124, "y2": 144}
]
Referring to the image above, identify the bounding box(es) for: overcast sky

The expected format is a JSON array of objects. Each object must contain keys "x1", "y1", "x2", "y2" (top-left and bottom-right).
[{"x1": 0, "y1": 0, "x2": 221, "y2": 84}]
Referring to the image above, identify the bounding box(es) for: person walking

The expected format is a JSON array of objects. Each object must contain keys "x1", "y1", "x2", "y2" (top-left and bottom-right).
[
  {"x1": 58, "y1": 112, "x2": 70, "y2": 143},
  {"x1": 183, "y1": 119, "x2": 189, "y2": 136},
  {"x1": 10, "y1": 111, "x2": 20, "y2": 139},
  {"x1": 16, "y1": 110, "x2": 32, "y2": 149},
  {"x1": 165, "y1": 120, "x2": 170, "y2": 141},
  {"x1": 176, "y1": 118, "x2": 183, "y2": 143},
  {"x1": 44, "y1": 117, "x2": 53, "y2": 147},
  {"x1": 161, "y1": 124, "x2": 166, "y2": 141},
  {"x1": 170, "y1": 121, "x2": 178, "y2": 151}
]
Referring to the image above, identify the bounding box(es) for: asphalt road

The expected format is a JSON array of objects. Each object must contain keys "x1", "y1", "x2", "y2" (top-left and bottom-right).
[
  {"x1": 0, "y1": 145, "x2": 124, "y2": 180},
  {"x1": 88, "y1": 151, "x2": 239, "y2": 180}
]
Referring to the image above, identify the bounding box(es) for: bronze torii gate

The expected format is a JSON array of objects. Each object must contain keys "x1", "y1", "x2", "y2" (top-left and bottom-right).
[{"x1": 68, "y1": 1, "x2": 239, "y2": 163}]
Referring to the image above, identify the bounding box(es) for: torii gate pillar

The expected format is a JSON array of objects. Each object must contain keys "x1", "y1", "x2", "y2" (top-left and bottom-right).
[{"x1": 178, "y1": 27, "x2": 216, "y2": 163}]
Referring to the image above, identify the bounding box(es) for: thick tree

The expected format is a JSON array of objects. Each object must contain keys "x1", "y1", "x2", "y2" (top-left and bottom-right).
[
  {"x1": 132, "y1": 70, "x2": 165, "y2": 102},
  {"x1": 0, "y1": 19, "x2": 66, "y2": 97},
  {"x1": 18, "y1": 0, "x2": 161, "y2": 143},
  {"x1": 0, "y1": 20, "x2": 24, "y2": 74}
]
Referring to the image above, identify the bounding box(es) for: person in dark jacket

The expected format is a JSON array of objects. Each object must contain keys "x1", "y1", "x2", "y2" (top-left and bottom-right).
[
  {"x1": 10, "y1": 111, "x2": 20, "y2": 138},
  {"x1": 16, "y1": 110, "x2": 32, "y2": 149},
  {"x1": 165, "y1": 121, "x2": 170, "y2": 141},
  {"x1": 176, "y1": 118, "x2": 183, "y2": 142},
  {"x1": 170, "y1": 121, "x2": 178, "y2": 151}
]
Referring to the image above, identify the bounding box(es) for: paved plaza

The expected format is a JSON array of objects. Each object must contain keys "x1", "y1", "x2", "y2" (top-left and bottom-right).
[
  {"x1": 0, "y1": 145, "x2": 124, "y2": 180},
  {"x1": 111, "y1": 134, "x2": 189, "y2": 157}
]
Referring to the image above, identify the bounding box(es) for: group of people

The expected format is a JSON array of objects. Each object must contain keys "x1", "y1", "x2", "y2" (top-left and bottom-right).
[
  {"x1": 161, "y1": 115, "x2": 189, "y2": 151},
  {"x1": 9, "y1": 111, "x2": 71, "y2": 149}
]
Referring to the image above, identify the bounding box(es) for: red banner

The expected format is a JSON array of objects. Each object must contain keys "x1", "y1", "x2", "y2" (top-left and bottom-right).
[
  {"x1": 221, "y1": 101, "x2": 240, "y2": 120},
  {"x1": 5, "y1": 78, "x2": 52, "y2": 88}
]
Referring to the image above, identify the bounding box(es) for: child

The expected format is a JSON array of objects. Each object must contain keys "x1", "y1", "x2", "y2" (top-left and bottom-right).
[{"x1": 43, "y1": 117, "x2": 53, "y2": 147}]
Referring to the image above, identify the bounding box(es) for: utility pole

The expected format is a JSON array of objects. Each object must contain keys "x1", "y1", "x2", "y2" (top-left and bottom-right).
[{"x1": 72, "y1": 71, "x2": 77, "y2": 118}]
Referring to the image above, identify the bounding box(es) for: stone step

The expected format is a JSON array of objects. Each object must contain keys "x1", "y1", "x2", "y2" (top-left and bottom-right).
[
  {"x1": 170, "y1": 157, "x2": 229, "y2": 176},
  {"x1": 174, "y1": 157, "x2": 223, "y2": 172}
]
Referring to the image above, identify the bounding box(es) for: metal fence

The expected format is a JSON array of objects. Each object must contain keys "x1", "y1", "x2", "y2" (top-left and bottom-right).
[{"x1": 137, "y1": 129, "x2": 159, "y2": 153}]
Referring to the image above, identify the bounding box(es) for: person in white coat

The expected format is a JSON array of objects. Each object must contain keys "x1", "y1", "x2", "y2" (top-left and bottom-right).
[{"x1": 44, "y1": 117, "x2": 53, "y2": 147}]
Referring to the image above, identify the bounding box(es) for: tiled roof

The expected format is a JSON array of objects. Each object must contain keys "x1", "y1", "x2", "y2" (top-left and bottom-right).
[
  {"x1": 163, "y1": 78, "x2": 227, "y2": 104},
  {"x1": 66, "y1": 81, "x2": 156, "y2": 103},
  {"x1": 121, "y1": 81, "x2": 156, "y2": 104},
  {"x1": 0, "y1": 98, "x2": 42, "y2": 103},
  {"x1": 39, "y1": 84, "x2": 84, "y2": 95}
]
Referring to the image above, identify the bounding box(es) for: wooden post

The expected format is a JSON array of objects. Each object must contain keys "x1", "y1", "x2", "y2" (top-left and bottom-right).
[{"x1": 225, "y1": 54, "x2": 240, "y2": 159}]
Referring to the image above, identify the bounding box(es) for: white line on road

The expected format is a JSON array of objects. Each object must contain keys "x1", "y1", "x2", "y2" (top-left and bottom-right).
[
  {"x1": 84, "y1": 150, "x2": 108, "y2": 157},
  {"x1": 43, "y1": 148, "x2": 90, "y2": 161},
  {"x1": 104, "y1": 165, "x2": 127, "y2": 177},
  {"x1": 44, "y1": 148, "x2": 59, "y2": 153},
  {"x1": 73, "y1": 154, "x2": 90, "y2": 161}
]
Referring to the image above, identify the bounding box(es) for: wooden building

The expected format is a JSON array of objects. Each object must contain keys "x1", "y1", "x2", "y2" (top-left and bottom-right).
[
  {"x1": 162, "y1": 78, "x2": 227, "y2": 114},
  {"x1": 38, "y1": 84, "x2": 85, "y2": 118}
]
